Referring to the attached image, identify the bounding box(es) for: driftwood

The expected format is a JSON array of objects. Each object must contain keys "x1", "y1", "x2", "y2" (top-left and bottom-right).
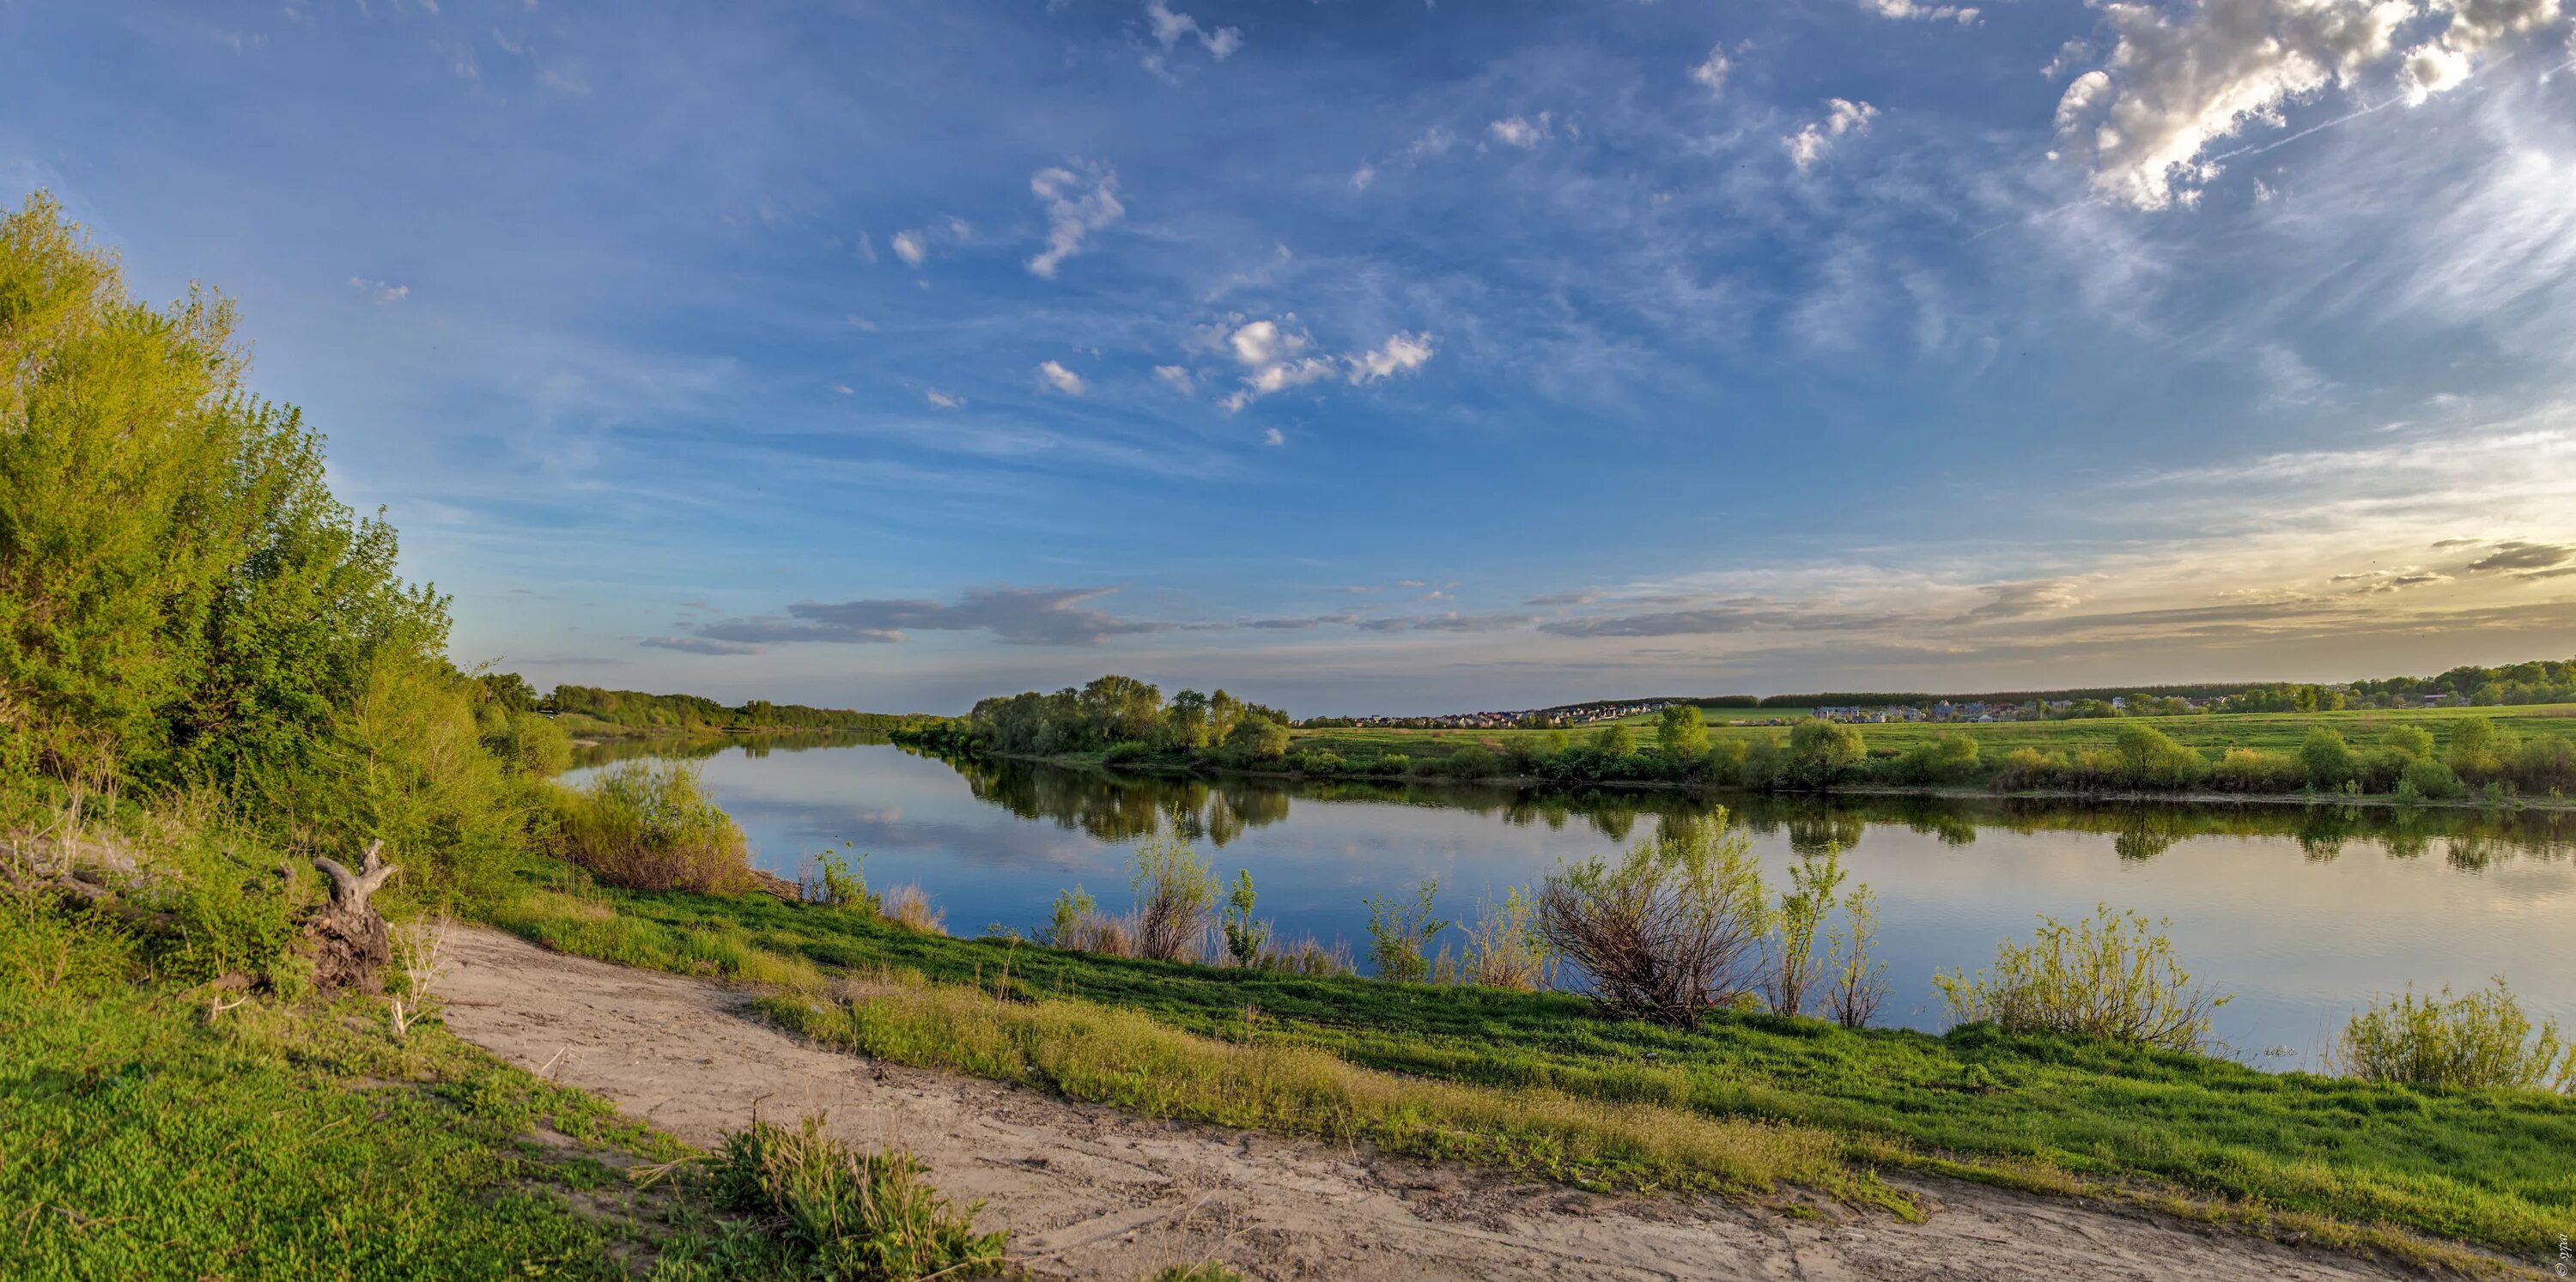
[{"x1": 304, "y1": 840, "x2": 398, "y2": 991}]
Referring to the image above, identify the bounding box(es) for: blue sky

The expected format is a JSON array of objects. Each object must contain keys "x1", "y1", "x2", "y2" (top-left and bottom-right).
[{"x1": 8, "y1": 0, "x2": 2576, "y2": 714}]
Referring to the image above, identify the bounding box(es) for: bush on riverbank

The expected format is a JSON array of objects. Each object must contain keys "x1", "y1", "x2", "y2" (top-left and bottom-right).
[
  {"x1": 1934, "y1": 904, "x2": 2229, "y2": 1053},
  {"x1": 2331, "y1": 979, "x2": 2573, "y2": 1093},
  {"x1": 548, "y1": 762, "x2": 756, "y2": 894}
]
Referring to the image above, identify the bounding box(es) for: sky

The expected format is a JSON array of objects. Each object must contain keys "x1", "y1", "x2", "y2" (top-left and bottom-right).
[{"x1": 7, "y1": 0, "x2": 2576, "y2": 715}]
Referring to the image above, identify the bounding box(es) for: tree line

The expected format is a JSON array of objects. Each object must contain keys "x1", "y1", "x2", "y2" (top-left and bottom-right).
[
  {"x1": 896, "y1": 674, "x2": 1295, "y2": 763},
  {"x1": 540, "y1": 683, "x2": 928, "y2": 734}
]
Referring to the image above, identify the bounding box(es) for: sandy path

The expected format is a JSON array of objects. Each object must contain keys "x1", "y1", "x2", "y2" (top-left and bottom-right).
[{"x1": 435, "y1": 927, "x2": 2433, "y2": 1281}]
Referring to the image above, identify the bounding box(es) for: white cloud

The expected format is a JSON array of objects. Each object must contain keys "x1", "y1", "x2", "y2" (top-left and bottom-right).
[
  {"x1": 1350, "y1": 162, "x2": 1377, "y2": 191},
  {"x1": 1861, "y1": 0, "x2": 1981, "y2": 21},
  {"x1": 833, "y1": 384, "x2": 856, "y2": 396},
  {"x1": 2052, "y1": 0, "x2": 2560, "y2": 210},
  {"x1": 1487, "y1": 112, "x2": 1552, "y2": 149},
  {"x1": 890, "y1": 230, "x2": 928, "y2": 266},
  {"x1": 349, "y1": 276, "x2": 409, "y2": 305},
  {"x1": 1349, "y1": 331, "x2": 1437, "y2": 382},
  {"x1": 1689, "y1": 47, "x2": 1730, "y2": 94},
  {"x1": 1263, "y1": 427, "x2": 1285, "y2": 446},
  {"x1": 1026, "y1": 164, "x2": 1124, "y2": 279},
  {"x1": 1204, "y1": 316, "x2": 1439, "y2": 410},
  {"x1": 1141, "y1": 0, "x2": 1242, "y2": 79},
  {"x1": 926, "y1": 389, "x2": 963, "y2": 409},
  {"x1": 854, "y1": 230, "x2": 878, "y2": 264},
  {"x1": 1785, "y1": 99, "x2": 1878, "y2": 170},
  {"x1": 1036, "y1": 360, "x2": 1085, "y2": 395},
  {"x1": 1153, "y1": 364, "x2": 1195, "y2": 392}
]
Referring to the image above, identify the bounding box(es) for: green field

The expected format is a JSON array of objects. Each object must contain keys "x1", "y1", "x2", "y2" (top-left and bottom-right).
[{"x1": 1294, "y1": 702, "x2": 2576, "y2": 764}]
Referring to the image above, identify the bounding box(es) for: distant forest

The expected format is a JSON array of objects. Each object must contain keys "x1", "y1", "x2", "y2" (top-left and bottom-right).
[{"x1": 536, "y1": 682, "x2": 931, "y2": 734}]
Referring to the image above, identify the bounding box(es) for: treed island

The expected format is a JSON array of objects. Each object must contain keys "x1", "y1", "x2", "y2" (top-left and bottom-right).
[{"x1": 3, "y1": 191, "x2": 2573, "y2": 1282}]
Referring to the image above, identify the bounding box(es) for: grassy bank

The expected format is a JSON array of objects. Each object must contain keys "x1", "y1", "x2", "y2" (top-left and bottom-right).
[
  {"x1": 501, "y1": 880, "x2": 2576, "y2": 1269},
  {"x1": 0, "y1": 901, "x2": 692, "y2": 1279}
]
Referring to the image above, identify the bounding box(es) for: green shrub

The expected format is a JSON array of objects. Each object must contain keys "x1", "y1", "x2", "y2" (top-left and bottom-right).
[
  {"x1": 2382, "y1": 725, "x2": 2435, "y2": 760},
  {"x1": 1363, "y1": 878, "x2": 1448, "y2": 983},
  {"x1": 1444, "y1": 744, "x2": 1500, "y2": 779},
  {"x1": 1783, "y1": 719, "x2": 1864, "y2": 787},
  {"x1": 2333, "y1": 979, "x2": 2573, "y2": 1093},
  {"x1": 481, "y1": 708, "x2": 572, "y2": 778},
  {"x1": 2400, "y1": 757, "x2": 2465, "y2": 800},
  {"x1": 549, "y1": 761, "x2": 754, "y2": 894},
  {"x1": 1591, "y1": 724, "x2": 1638, "y2": 756},
  {"x1": 1885, "y1": 734, "x2": 1978, "y2": 785},
  {"x1": 702, "y1": 1114, "x2": 1006, "y2": 1280},
  {"x1": 2208, "y1": 748, "x2": 2305, "y2": 793},
  {"x1": 1935, "y1": 903, "x2": 2229, "y2": 1052},
  {"x1": 1219, "y1": 870, "x2": 1266, "y2": 966},
  {"x1": 1129, "y1": 833, "x2": 1217, "y2": 962},
  {"x1": 811, "y1": 850, "x2": 879, "y2": 914},
  {"x1": 1285, "y1": 749, "x2": 1344, "y2": 775},
  {"x1": 1368, "y1": 753, "x2": 1409, "y2": 776},
  {"x1": 2106, "y1": 723, "x2": 2207, "y2": 790},
  {"x1": 1987, "y1": 747, "x2": 2063, "y2": 791},
  {"x1": 1102, "y1": 740, "x2": 1153, "y2": 765},
  {"x1": 2299, "y1": 727, "x2": 2360, "y2": 789}
]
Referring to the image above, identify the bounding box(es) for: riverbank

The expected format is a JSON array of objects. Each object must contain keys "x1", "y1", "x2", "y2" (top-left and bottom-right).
[
  {"x1": 930, "y1": 744, "x2": 2576, "y2": 817},
  {"x1": 439, "y1": 924, "x2": 2457, "y2": 1282},
  {"x1": 493, "y1": 878, "x2": 2573, "y2": 1274}
]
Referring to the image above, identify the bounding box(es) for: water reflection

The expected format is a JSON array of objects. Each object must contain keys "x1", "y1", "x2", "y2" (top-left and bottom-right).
[{"x1": 566, "y1": 738, "x2": 2576, "y2": 1068}]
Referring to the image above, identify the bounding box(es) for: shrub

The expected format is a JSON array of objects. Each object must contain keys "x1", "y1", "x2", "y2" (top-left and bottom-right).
[
  {"x1": 1285, "y1": 750, "x2": 1344, "y2": 776},
  {"x1": 1219, "y1": 869, "x2": 1266, "y2": 966},
  {"x1": 1042, "y1": 887, "x2": 1097, "y2": 950},
  {"x1": 549, "y1": 761, "x2": 755, "y2": 894},
  {"x1": 1885, "y1": 734, "x2": 1978, "y2": 786},
  {"x1": 1254, "y1": 935, "x2": 1352, "y2": 977},
  {"x1": 2383, "y1": 725, "x2": 2436, "y2": 760},
  {"x1": 704, "y1": 1114, "x2": 1006, "y2": 1279},
  {"x1": 1224, "y1": 716, "x2": 1290, "y2": 762},
  {"x1": 1591, "y1": 724, "x2": 1638, "y2": 756},
  {"x1": 481, "y1": 708, "x2": 572, "y2": 779},
  {"x1": 2511, "y1": 733, "x2": 2576, "y2": 794},
  {"x1": 1444, "y1": 745, "x2": 1500, "y2": 779},
  {"x1": 2299, "y1": 727, "x2": 2359, "y2": 789},
  {"x1": 2332, "y1": 979, "x2": 2573, "y2": 1093},
  {"x1": 2208, "y1": 748, "x2": 2306, "y2": 793},
  {"x1": 1102, "y1": 741, "x2": 1153, "y2": 765},
  {"x1": 1129, "y1": 833, "x2": 1217, "y2": 962},
  {"x1": 1461, "y1": 885, "x2": 1551, "y2": 991},
  {"x1": 2106, "y1": 723, "x2": 2207, "y2": 790},
  {"x1": 1369, "y1": 754, "x2": 1409, "y2": 776},
  {"x1": 1364, "y1": 878, "x2": 1449, "y2": 983},
  {"x1": 809, "y1": 850, "x2": 879, "y2": 914},
  {"x1": 1540, "y1": 815, "x2": 1770, "y2": 1028},
  {"x1": 1935, "y1": 903, "x2": 2228, "y2": 1052},
  {"x1": 1783, "y1": 719, "x2": 1864, "y2": 787},
  {"x1": 1822, "y1": 884, "x2": 1886, "y2": 1029},
  {"x1": 1767, "y1": 845, "x2": 1844, "y2": 1017},
  {"x1": 2400, "y1": 757, "x2": 2465, "y2": 800},
  {"x1": 1987, "y1": 747, "x2": 2063, "y2": 792}
]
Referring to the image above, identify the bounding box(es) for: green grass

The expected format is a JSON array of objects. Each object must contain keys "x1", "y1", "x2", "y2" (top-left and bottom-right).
[
  {"x1": 507, "y1": 883, "x2": 2576, "y2": 1267},
  {"x1": 0, "y1": 914, "x2": 691, "y2": 1279},
  {"x1": 1294, "y1": 702, "x2": 2576, "y2": 764}
]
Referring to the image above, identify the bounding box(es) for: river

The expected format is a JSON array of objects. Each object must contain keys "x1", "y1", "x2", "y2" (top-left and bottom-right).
[{"x1": 570, "y1": 732, "x2": 2576, "y2": 1071}]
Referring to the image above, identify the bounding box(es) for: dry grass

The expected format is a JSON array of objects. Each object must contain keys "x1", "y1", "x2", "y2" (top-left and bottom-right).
[
  {"x1": 760, "y1": 971, "x2": 1904, "y2": 1213},
  {"x1": 879, "y1": 883, "x2": 947, "y2": 935}
]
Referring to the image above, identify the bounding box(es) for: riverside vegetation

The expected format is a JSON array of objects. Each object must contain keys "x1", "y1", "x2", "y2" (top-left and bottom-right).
[
  {"x1": 8, "y1": 191, "x2": 2575, "y2": 1277},
  {"x1": 0, "y1": 192, "x2": 1006, "y2": 1280},
  {"x1": 896, "y1": 673, "x2": 2576, "y2": 809}
]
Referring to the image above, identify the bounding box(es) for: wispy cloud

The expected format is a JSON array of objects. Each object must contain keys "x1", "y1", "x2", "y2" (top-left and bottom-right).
[
  {"x1": 694, "y1": 586, "x2": 1163, "y2": 647},
  {"x1": 1026, "y1": 163, "x2": 1123, "y2": 278}
]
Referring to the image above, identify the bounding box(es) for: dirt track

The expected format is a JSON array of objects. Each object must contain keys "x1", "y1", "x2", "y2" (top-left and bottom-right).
[{"x1": 434, "y1": 927, "x2": 2437, "y2": 1281}]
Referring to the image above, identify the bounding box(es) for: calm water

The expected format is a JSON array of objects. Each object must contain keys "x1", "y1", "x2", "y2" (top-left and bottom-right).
[{"x1": 571, "y1": 734, "x2": 2576, "y2": 1070}]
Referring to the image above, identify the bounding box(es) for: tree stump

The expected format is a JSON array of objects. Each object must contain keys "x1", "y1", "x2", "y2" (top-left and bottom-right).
[{"x1": 304, "y1": 840, "x2": 398, "y2": 991}]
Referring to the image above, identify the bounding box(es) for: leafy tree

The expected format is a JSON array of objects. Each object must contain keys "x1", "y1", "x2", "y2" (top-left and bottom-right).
[
  {"x1": 1226, "y1": 715, "x2": 1289, "y2": 761},
  {"x1": 1163, "y1": 689, "x2": 1211, "y2": 750},
  {"x1": 1655, "y1": 704, "x2": 1709, "y2": 758},
  {"x1": 1079, "y1": 674, "x2": 1163, "y2": 744},
  {"x1": 1592, "y1": 724, "x2": 1638, "y2": 756},
  {"x1": 1785, "y1": 718, "x2": 1864, "y2": 787}
]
